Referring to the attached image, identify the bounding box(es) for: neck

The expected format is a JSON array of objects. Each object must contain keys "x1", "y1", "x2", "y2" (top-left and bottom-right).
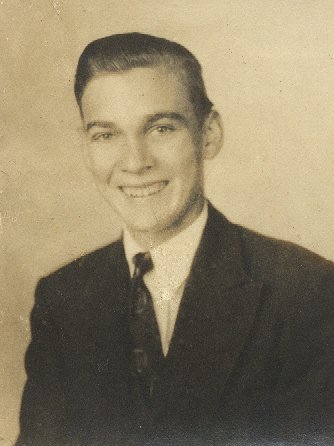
[{"x1": 127, "y1": 197, "x2": 206, "y2": 250}]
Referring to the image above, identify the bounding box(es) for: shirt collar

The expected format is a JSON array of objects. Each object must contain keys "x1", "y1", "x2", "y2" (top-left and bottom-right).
[{"x1": 123, "y1": 201, "x2": 208, "y2": 289}]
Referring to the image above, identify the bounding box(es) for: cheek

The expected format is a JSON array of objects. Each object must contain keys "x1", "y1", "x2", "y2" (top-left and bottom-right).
[
  {"x1": 85, "y1": 146, "x2": 117, "y2": 181},
  {"x1": 159, "y1": 135, "x2": 200, "y2": 174}
]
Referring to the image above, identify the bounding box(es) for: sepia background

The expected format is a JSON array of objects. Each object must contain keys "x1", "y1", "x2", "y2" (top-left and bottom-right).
[{"x1": 1, "y1": 0, "x2": 334, "y2": 441}]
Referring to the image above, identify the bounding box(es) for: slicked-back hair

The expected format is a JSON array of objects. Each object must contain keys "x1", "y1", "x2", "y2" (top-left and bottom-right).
[{"x1": 74, "y1": 32, "x2": 213, "y2": 124}]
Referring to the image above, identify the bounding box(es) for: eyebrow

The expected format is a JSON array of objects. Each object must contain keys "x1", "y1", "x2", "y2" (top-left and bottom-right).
[
  {"x1": 145, "y1": 112, "x2": 187, "y2": 127},
  {"x1": 86, "y1": 121, "x2": 116, "y2": 131},
  {"x1": 86, "y1": 112, "x2": 188, "y2": 132}
]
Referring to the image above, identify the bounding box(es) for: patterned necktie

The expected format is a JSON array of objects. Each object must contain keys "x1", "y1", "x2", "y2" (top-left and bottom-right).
[{"x1": 129, "y1": 252, "x2": 163, "y2": 399}]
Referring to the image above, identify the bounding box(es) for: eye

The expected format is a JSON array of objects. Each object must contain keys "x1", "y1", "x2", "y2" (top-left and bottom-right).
[
  {"x1": 154, "y1": 125, "x2": 175, "y2": 134},
  {"x1": 91, "y1": 132, "x2": 114, "y2": 142}
]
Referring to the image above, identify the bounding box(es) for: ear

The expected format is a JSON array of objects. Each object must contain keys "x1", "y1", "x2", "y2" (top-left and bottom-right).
[{"x1": 201, "y1": 110, "x2": 223, "y2": 160}]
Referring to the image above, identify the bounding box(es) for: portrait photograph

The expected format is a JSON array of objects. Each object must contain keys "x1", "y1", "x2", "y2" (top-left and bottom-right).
[{"x1": 1, "y1": 1, "x2": 334, "y2": 445}]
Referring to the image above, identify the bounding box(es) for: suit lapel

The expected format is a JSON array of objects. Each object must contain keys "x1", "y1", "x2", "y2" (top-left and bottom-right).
[
  {"x1": 76, "y1": 241, "x2": 132, "y2": 366},
  {"x1": 79, "y1": 241, "x2": 130, "y2": 312},
  {"x1": 167, "y1": 205, "x2": 264, "y2": 395}
]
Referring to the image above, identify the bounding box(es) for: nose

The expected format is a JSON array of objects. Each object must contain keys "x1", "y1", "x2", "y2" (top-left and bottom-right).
[{"x1": 119, "y1": 136, "x2": 153, "y2": 173}]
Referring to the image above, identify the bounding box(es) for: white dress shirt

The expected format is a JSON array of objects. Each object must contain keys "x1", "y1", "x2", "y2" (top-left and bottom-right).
[{"x1": 123, "y1": 202, "x2": 208, "y2": 356}]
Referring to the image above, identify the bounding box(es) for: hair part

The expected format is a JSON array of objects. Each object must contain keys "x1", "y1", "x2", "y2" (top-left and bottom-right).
[{"x1": 74, "y1": 32, "x2": 213, "y2": 124}]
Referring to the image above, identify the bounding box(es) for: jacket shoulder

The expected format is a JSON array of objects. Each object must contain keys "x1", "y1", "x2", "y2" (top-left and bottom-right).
[
  {"x1": 35, "y1": 240, "x2": 125, "y2": 306},
  {"x1": 209, "y1": 205, "x2": 333, "y2": 282},
  {"x1": 50, "y1": 239, "x2": 123, "y2": 277},
  {"x1": 228, "y1": 223, "x2": 334, "y2": 319},
  {"x1": 236, "y1": 224, "x2": 334, "y2": 282}
]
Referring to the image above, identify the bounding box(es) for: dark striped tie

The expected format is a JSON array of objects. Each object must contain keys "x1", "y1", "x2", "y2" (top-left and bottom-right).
[{"x1": 129, "y1": 252, "x2": 164, "y2": 399}]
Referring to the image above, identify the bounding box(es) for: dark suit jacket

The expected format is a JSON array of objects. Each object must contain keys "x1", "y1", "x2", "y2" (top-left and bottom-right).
[{"x1": 17, "y1": 204, "x2": 334, "y2": 445}]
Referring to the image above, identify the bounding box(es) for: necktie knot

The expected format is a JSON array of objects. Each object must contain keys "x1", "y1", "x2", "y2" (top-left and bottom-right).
[{"x1": 132, "y1": 252, "x2": 153, "y2": 279}]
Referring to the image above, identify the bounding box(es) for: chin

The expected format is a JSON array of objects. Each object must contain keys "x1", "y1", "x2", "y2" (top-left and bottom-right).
[{"x1": 127, "y1": 219, "x2": 170, "y2": 235}]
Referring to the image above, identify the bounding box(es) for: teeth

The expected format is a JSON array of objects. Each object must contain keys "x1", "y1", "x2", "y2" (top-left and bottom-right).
[{"x1": 121, "y1": 181, "x2": 167, "y2": 198}]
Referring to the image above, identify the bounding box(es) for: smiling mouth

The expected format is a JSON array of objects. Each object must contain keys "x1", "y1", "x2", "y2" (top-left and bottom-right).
[{"x1": 120, "y1": 181, "x2": 168, "y2": 198}]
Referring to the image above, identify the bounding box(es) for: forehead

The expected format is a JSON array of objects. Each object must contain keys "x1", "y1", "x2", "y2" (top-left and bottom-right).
[{"x1": 81, "y1": 65, "x2": 194, "y2": 122}]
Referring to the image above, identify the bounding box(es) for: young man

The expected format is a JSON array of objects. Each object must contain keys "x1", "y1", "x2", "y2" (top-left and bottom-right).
[{"x1": 17, "y1": 33, "x2": 334, "y2": 446}]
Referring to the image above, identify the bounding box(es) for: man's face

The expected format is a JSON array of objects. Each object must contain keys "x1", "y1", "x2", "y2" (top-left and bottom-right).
[{"x1": 81, "y1": 66, "x2": 216, "y2": 241}]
